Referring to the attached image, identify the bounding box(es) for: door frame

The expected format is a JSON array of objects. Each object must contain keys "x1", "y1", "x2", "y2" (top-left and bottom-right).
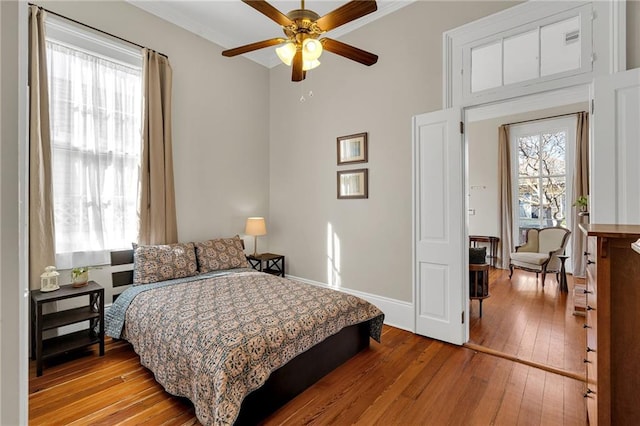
[{"x1": 413, "y1": 0, "x2": 625, "y2": 343}]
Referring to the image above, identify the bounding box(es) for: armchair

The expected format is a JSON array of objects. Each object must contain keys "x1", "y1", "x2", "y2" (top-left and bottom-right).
[{"x1": 509, "y1": 227, "x2": 571, "y2": 286}]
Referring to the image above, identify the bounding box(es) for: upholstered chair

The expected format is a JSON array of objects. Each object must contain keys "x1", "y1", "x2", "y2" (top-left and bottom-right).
[{"x1": 509, "y1": 227, "x2": 571, "y2": 286}]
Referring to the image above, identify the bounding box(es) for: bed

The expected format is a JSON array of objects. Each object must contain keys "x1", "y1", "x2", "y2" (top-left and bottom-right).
[{"x1": 105, "y1": 238, "x2": 384, "y2": 425}]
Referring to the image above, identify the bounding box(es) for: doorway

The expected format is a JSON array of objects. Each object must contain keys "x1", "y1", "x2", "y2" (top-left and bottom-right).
[{"x1": 465, "y1": 98, "x2": 588, "y2": 376}]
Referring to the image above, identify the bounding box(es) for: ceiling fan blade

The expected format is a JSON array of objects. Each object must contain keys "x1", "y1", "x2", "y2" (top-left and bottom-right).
[
  {"x1": 321, "y1": 38, "x2": 378, "y2": 66},
  {"x1": 292, "y1": 49, "x2": 304, "y2": 82},
  {"x1": 242, "y1": 0, "x2": 293, "y2": 27},
  {"x1": 315, "y1": 0, "x2": 377, "y2": 32},
  {"x1": 222, "y1": 38, "x2": 285, "y2": 57}
]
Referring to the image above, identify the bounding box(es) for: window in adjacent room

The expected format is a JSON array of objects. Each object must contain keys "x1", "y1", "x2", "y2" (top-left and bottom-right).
[
  {"x1": 510, "y1": 116, "x2": 576, "y2": 245},
  {"x1": 45, "y1": 17, "x2": 143, "y2": 269}
]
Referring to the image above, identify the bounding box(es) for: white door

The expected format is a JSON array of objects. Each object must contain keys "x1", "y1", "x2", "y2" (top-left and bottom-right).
[
  {"x1": 591, "y1": 68, "x2": 640, "y2": 224},
  {"x1": 413, "y1": 108, "x2": 466, "y2": 345}
]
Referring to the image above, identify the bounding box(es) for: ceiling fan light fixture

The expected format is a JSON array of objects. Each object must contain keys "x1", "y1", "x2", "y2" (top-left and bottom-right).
[
  {"x1": 276, "y1": 42, "x2": 296, "y2": 66},
  {"x1": 302, "y1": 38, "x2": 323, "y2": 61},
  {"x1": 302, "y1": 59, "x2": 320, "y2": 71}
]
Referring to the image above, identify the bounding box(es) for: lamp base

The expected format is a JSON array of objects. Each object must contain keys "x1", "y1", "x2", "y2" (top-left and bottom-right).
[{"x1": 253, "y1": 236, "x2": 259, "y2": 257}]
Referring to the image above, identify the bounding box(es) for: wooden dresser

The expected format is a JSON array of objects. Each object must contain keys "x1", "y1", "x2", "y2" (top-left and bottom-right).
[{"x1": 579, "y1": 224, "x2": 640, "y2": 426}]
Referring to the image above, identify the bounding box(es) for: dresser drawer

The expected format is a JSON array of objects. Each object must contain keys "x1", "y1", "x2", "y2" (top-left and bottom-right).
[{"x1": 586, "y1": 237, "x2": 597, "y2": 279}]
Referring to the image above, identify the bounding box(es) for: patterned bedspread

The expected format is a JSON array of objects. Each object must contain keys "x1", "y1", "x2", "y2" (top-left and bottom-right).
[{"x1": 106, "y1": 270, "x2": 384, "y2": 425}]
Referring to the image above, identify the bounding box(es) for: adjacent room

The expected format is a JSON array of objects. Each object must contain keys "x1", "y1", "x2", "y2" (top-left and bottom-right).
[{"x1": 1, "y1": 0, "x2": 639, "y2": 424}]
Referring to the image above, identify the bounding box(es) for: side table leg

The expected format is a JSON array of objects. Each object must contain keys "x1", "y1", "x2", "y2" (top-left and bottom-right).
[
  {"x1": 99, "y1": 291, "x2": 105, "y2": 356},
  {"x1": 36, "y1": 303, "x2": 43, "y2": 376}
]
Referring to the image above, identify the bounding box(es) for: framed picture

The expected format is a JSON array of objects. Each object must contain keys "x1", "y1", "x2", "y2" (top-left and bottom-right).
[
  {"x1": 337, "y1": 169, "x2": 368, "y2": 199},
  {"x1": 337, "y1": 132, "x2": 368, "y2": 165}
]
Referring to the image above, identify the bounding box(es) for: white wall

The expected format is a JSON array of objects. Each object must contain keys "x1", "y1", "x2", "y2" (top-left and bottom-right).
[
  {"x1": 1, "y1": 2, "x2": 24, "y2": 423},
  {"x1": 467, "y1": 102, "x2": 588, "y2": 238},
  {"x1": 35, "y1": 1, "x2": 271, "y2": 301},
  {"x1": 268, "y1": 2, "x2": 516, "y2": 303}
]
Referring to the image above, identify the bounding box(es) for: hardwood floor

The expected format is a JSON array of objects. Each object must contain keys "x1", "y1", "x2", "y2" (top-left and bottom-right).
[
  {"x1": 469, "y1": 267, "x2": 586, "y2": 376},
  {"x1": 30, "y1": 326, "x2": 587, "y2": 425}
]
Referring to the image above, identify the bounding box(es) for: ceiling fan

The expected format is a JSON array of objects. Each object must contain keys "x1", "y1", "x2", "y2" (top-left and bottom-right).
[{"x1": 222, "y1": 0, "x2": 379, "y2": 82}]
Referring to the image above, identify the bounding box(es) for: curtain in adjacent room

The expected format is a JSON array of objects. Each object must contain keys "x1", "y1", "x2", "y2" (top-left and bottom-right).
[
  {"x1": 571, "y1": 112, "x2": 589, "y2": 277},
  {"x1": 29, "y1": 5, "x2": 56, "y2": 289},
  {"x1": 138, "y1": 49, "x2": 177, "y2": 245},
  {"x1": 498, "y1": 124, "x2": 513, "y2": 269}
]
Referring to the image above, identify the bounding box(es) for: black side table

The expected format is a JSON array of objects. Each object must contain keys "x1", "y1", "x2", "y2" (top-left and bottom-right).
[
  {"x1": 558, "y1": 255, "x2": 569, "y2": 293},
  {"x1": 247, "y1": 253, "x2": 285, "y2": 277},
  {"x1": 31, "y1": 281, "x2": 104, "y2": 376},
  {"x1": 469, "y1": 263, "x2": 490, "y2": 317}
]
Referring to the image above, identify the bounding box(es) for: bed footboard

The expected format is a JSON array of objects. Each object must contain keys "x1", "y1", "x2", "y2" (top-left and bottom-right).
[{"x1": 235, "y1": 320, "x2": 370, "y2": 425}]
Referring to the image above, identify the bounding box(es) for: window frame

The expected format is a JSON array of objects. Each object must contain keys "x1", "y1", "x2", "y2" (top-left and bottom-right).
[
  {"x1": 510, "y1": 116, "x2": 576, "y2": 247},
  {"x1": 44, "y1": 16, "x2": 143, "y2": 269}
]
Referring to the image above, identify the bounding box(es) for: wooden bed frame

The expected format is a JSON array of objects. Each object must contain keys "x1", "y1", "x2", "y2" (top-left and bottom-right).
[{"x1": 110, "y1": 249, "x2": 371, "y2": 424}]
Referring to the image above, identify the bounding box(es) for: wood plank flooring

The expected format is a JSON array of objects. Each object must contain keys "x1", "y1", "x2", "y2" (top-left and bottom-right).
[
  {"x1": 468, "y1": 267, "x2": 585, "y2": 376},
  {"x1": 30, "y1": 326, "x2": 587, "y2": 425}
]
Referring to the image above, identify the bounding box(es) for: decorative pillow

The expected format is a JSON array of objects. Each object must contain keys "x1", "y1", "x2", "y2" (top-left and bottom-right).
[
  {"x1": 469, "y1": 247, "x2": 487, "y2": 264},
  {"x1": 195, "y1": 236, "x2": 249, "y2": 273},
  {"x1": 133, "y1": 242, "x2": 198, "y2": 284}
]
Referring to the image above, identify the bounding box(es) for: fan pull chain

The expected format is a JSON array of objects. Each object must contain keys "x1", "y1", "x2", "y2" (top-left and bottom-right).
[{"x1": 299, "y1": 80, "x2": 314, "y2": 103}]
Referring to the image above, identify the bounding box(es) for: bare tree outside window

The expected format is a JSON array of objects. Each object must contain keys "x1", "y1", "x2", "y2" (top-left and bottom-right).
[{"x1": 516, "y1": 130, "x2": 567, "y2": 243}]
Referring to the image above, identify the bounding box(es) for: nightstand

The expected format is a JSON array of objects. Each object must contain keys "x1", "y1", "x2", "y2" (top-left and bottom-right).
[
  {"x1": 246, "y1": 253, "x2": 285, "y2": 277},
  {"x1": 30, "y1": 281, "x2": 104, "y2": 376}
]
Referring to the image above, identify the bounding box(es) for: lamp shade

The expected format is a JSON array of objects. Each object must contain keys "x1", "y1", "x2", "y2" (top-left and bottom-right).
[
  {"x1": 303, "y1": 59, "x2": 320, "y2": 71},
  {"x1": 276, "y1": 42, "x2": 296, "y2": 66},
  {"x1": 245, "y1": 217, "x2": 267, "y2": 236}
]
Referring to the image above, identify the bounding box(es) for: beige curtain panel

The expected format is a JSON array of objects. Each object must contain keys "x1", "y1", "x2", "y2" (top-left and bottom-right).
[
  {"x1": 498, "y1": 124, "x2": 513, "y2": 269},
  {"x1": 138, "y1": 49, "x2": 178, "y2": 245},
  {"x1": 571, "y1": 112, "x2": 589, "y2": 278},
  {"x1": 28, "y1": 5, "x2": 57, "y2": 290}
]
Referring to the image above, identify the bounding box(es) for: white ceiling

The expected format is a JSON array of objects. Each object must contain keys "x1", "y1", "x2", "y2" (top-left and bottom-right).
[{"x1": 128, "y1": 0, "x2": 413, "y2": 68}]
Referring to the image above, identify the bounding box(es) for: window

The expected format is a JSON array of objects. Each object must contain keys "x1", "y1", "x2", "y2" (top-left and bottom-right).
[
  {"x1": 45, "y1": 18, "x2": 143, "y2": 269},
  {"x1": 470, "y1": 14, "x2": 585, "y2": 94},
  {"x1": 511, "y1": 117, "x2": 575, "y2": 245}
]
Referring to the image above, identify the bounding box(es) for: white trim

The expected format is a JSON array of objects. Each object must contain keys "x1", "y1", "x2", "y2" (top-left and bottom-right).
[
  {"x1": 287, "y1": 275, "x2": 414, "y2": 333},
  {"x1": 18, "y1": 2, "x2": 29, "y2": 423},
  {"x1": 465, "y1": 85, "x2": 589, "y2": 123},
  {"x1": 44, "y1": 15, "x2": 142, "y2": 68},
  {"x1": 443, "y1": 0, "x2": 626, "y2": 109},
  {"x1": 609, "y1": 0, "x2": 626, "y2": 73}
]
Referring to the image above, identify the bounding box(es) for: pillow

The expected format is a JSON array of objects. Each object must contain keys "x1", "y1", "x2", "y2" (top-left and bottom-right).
[
  {"x1": 133, "y1": 242, "x2": 198, "y2": 284},
  {"x1": 195, "y1": 236, "x2": 249, "y2": 273},
  {"x1": 469, "y1": 247, "x2": 487, "y2": 264}
]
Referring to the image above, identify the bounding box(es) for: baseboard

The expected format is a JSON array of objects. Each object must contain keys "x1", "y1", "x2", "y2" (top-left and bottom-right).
[{"x1": 287, "y1": 275, "x2": 415, "y2": 333}]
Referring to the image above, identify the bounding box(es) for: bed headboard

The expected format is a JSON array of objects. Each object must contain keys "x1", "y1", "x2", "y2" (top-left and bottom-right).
[{"x1": 110, "y1": 249, "x2": 134, "y2": 302}]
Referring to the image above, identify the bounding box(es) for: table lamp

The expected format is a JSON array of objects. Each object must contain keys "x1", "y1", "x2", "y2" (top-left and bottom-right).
[{"x1": 245, "y1": 217, "x2": 267, "y2": 256}]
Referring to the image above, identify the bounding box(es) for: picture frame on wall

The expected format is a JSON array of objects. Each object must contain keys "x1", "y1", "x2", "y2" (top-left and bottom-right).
[
  {"x1": 337, "y1": 169, "x2": 368, "y2": 199},
  {"x1": 337, "y1": 132, "x2": 368, "y2": 165}
]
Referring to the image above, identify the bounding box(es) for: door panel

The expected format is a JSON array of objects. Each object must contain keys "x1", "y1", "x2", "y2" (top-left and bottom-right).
[
  {"x1": 413, "y1": 108, "x2": 465, "y2": 345},
  {"x1": 591, "y1": 68, "x2": 640, "y2": 224}
]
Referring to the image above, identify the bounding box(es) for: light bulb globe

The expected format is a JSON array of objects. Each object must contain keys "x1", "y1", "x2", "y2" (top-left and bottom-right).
[{"x1": 302, "y1": 39, "x2": 323, "y2": 61}]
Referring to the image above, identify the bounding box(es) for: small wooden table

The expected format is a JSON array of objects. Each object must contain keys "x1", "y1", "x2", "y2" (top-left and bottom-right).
[
  {"x1": 469, "y1": 235, "x2": 499, "y2": 267},
  {"x1": 30, "y1": 281, "x2": 104, "y2": 376},
  {"x1": 246, "y1": 253, "x2": 285, "y2": 277},
  {"x1": 469, "y1": 263, "x2": 490, "y2": 317},
  {"x1": 557, "y1": 254, "x2": 569, "y2": 293}
]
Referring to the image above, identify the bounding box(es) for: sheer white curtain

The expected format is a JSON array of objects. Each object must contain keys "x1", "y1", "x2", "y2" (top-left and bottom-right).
[{"x1": 46, "y1": 41, "x2": 142, "y2": 269}]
